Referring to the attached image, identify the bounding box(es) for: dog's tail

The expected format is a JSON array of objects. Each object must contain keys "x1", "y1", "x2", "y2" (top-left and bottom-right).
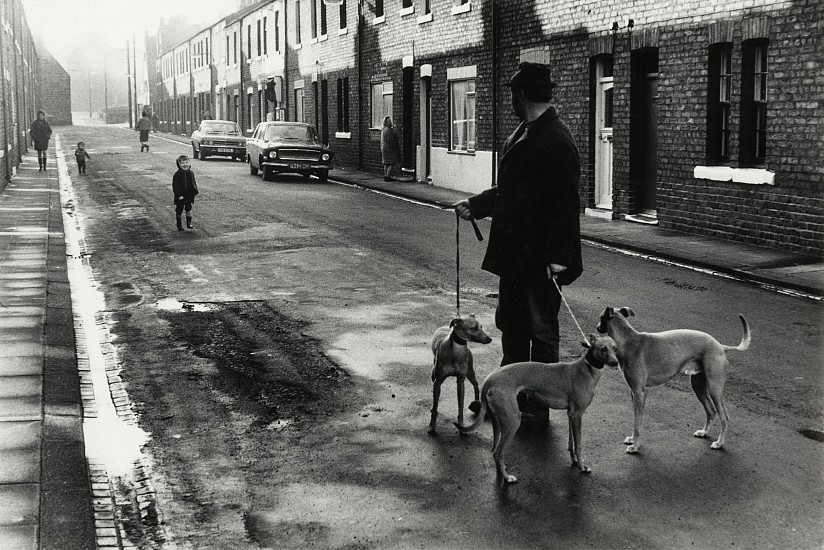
[
  {"x1": 453, "y1": 394, "x2": 487, "y2": 434},
  {"x1": 722, "y1": 315, "x2": 751, "y2": 352}
]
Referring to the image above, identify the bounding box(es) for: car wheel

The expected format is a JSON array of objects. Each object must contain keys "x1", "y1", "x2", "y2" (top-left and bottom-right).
[
  {"x1": 249, "y1": 156, "x2": 258, "y2": 175},
  {"x1": 262, "y1": 165, "x2": 274, "y2": 182},
  {"x1": 317, "y1": 170, "x2": 329, "y2": 183},
  {"x1": 192, "y1": 144, "x2": 199, "y2": 159},
  {"x1": 200, "y1": 150, "x2": 208, "y2": 160}
]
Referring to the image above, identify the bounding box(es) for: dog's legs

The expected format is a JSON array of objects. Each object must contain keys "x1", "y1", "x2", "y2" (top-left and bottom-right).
[
  {"x1": 489, "y1": 392, "x2": 520, "y2": 484},
  {"x1": 690, "y1": 372, "x2": 717, "y2": 439},
  {"x1": 625, "y1": 388, "x2": 647, "y2": 453},
  {"x1": 707, "y1": 381, "x2": 729, "y2": 449},
  {"x1": 568, "y1": 411, "x2": 591, "y2": 473},
  {"x1": 456, "y1": 376, "x2": 466, "y2": 427},
  {"x1": 429, "y1": 376, "x2": 446, "y2": 435},
  {"x1": 467, "y1": 366, "x2": 481, "y2": 414}
]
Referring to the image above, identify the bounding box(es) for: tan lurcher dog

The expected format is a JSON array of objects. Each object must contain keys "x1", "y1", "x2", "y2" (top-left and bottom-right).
[
  {"x1": 429, "y1": 314, "x2": 492, "y2": 435},
  {"x1": 454, "y1": 333, "x2": 619, "y2": 484},
  {"x1": 596, "y1": 307, "x2": 751, "y2": 453}
]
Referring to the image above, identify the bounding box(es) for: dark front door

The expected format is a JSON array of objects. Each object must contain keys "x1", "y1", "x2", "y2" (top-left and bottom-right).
[{"x1": 630, "y1": 48, "x2": 659, "y2": 215}]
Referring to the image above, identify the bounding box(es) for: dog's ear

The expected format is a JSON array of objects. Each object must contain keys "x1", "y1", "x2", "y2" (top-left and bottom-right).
[
  {"x1": 618, "y1": 307, "x2": 635, "y2": 317},
  {"x1": 603, "y1": 307, "x2": 614, "y2": 319},
  {"x1": 449, "y1": 318, "x2": 461, "y2": 328},
  {"x1": 581, "y1": 340, "x2": 591, "y2": 349},
  {"x1": 468, "y1": 313, "x2": 476, "y2": 319}
]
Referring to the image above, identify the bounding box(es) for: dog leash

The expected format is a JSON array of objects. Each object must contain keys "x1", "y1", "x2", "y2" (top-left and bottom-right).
[
  {"x1": 553, "y1": 277, "x2": 588, "y2": 343},
  {"x1": 455, "y1": 211, "x2": 484, "y2": 317}
]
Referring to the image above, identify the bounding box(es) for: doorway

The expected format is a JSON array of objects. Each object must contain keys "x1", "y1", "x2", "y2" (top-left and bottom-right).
[
  {"x1": 419, "y1": 74, "x2": 432, "y2": 181},
  {"x1": 595, "y1": 57, "x2": 615, "y2": 210},
  {"x1": 630, "y1": 48, "x2": 659, "y2": 217}
]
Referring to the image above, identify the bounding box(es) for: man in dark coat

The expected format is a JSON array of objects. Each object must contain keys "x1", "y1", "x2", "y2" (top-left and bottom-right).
[
  {"x1": 454, "y1": 61, "x2": 582, "y2": 369},
  {"x1": 30, "y1": 110, "x2": 52, "y2": 171}
]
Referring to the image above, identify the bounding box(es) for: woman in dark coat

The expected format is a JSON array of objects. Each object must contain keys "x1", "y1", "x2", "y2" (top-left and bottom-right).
[
  {"x1": 136, "y1": 111, "x2": 153, "y2": 152},
  {"x1": 380, "y1": 116, "x2": 401, "y2": 182},
  {"x1": 30, "y1": 110, "x2": 52, "y2": 171}
]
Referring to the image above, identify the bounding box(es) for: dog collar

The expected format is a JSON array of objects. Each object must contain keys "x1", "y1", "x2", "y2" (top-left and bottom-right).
[
  {"x1": 584, "y1": 347, "x2": 606, "y2": 369},
  {"x1": 451, "y1": 332, "x2": 467, "y2": 346}
]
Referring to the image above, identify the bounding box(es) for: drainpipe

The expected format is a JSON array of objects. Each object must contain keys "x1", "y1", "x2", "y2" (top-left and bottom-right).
[
  {"x1": 0, "y1": 12, "x2": 10, "y2": 182},
  {"x1": 283, "y1": 2, "x2": 289, "y2": 120},
  {"x1": 490, "y1": 0, "x2": 497, "y2": 188},
  {"x1": 357, "y1": 0, "x2": 363, "y2": 169}
]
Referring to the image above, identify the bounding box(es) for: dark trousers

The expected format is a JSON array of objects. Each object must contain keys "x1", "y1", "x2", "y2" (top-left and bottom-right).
[
  {"x1": 175, "y1": 202, "x2": 193, "y2": 216},
  {"x1": 77, "y1": 160, "x2": 86, "y2": 173},
  {"x1": 496, "y1": 275, "x2": 562, "y2": 366}
]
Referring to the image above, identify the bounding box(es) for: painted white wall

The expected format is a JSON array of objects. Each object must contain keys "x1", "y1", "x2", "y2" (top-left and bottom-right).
[{"x1": 428, "y1": 148, "x2": 494, "y2": 195}]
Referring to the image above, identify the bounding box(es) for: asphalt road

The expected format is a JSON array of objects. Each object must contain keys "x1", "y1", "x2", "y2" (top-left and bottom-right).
[{"x1": 57, "y1": 125, "x2": 823, "y2": 549}]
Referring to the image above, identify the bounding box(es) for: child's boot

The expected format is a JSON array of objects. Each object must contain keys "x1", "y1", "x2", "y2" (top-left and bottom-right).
[
  {"x1": 176, "y1": 216, "x2": 183, "y2": 231},
  {"x1": 186, "y1": 216, "x2": 193, "y2": 229}
]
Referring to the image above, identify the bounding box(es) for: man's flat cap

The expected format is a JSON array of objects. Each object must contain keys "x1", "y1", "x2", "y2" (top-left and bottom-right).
[{"x1": 508, "y1": 61, "x2": 557, "y2": 90}]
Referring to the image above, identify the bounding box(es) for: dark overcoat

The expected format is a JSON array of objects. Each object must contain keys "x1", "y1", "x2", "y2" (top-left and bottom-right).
[
  {"x1": 380, "y1": 127, "x2": 401, "y2": 165},
  {"x1": 468, "y1": 106, "x2": 583, "y2": 285},
  {"x1": 172, "y1": 169, "x2": 199, "y2": 205},
  {"x1": 30, "y1": 119, "x2": 52, "y2": 151}
]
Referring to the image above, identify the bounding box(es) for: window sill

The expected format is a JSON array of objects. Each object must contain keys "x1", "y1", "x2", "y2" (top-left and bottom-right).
[
  {"x1": 319, "y1": 34, "x2": 328, "y2": 42},
  {"x1": 452, "y1": 2, "x2": 471, "y2": 15},
  {"x1": 294, "y1": 43, "x2": 302, "y2": 50},
  {"x1": 338, "y1": 27, "x2": 348, "y2": 36},
  {"x1": 448, "y1": 149, "x2": 476, "y2": 156},
  {"x1": 417, "y1": 12, "x2": 433, "y2": 24},
  {"x1": 400, "y1": 6, "x2": 415, "y2": 17},
  {"x1": 694, "y1": 166, "x2": 775, "y2": 185},
  {"x1": 335, "y1": 132, "x2": 351, "y2": 139},
  {"x1": 373, "y1": 15, "x2": 385, "y2": 25}
]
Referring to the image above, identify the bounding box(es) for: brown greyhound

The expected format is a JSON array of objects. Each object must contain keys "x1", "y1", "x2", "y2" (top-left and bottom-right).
[
  {"x1": 455, "y1": 333, "x2": 620, "y2": 484},
  {"x1": 429, "y1": 314, "x2": 492, "y2": 435},
  {"x1": 597, "y1": 307, "x2": 751, "y2": 453}
]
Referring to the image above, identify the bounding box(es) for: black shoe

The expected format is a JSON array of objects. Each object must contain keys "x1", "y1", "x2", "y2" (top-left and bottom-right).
[
  {"x1": 176, "y1": 219, "x2": 183, "y2": 231},
  {"x1": 384, "y1": 177, "x2": 392, "y2": 182},
  {"x1": 186, "y1": 219, "x2": 193, "y2": 229}
]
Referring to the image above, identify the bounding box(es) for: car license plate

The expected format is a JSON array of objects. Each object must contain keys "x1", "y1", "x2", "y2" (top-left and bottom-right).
[
  {"x1": 289, "y1": 163, "x2": 310, "y2": 170},
  {"x1": 217, "y1": 148, "x2": 234, "y2": 153}
]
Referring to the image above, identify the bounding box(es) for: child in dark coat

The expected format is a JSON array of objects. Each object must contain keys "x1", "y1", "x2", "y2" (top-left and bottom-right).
[
  {"x1": 172, "y1": 155, "x2": 199, "y2": 230},
  {"x1": 74, "y1": 142, "x2": 91, "y2": 174}
]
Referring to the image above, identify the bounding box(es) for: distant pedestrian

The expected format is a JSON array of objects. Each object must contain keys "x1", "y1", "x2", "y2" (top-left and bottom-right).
[
  {"x1": 380, "y1": 116, "x2": 401, "y2": 182},
  {"x1": 29, "y1": 110, "x2": 52, "y2": 171},
  {"x1": 202, "y1": 112, "x2": 214, "y2": 121},
  {"x1": 136, "y1": 111, "x2": 153, "y2": 152},
  {"x1": 151, "y1": 112, "x2": 159, "y2": 133},
  {"x1": 172, "y1": 155, "x2": 199, "y2": 230},
  {"x1": 74, "y1": 141, "x2": 91, "y2": 174}
]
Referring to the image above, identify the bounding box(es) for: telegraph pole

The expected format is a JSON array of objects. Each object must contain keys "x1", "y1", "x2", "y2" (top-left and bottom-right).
[
  {"x1": 127, "y1": 40, "x2": 133, "y2": 128},
  {"x1": 133, "y1": 35, "x2": 138, "y2": 122}
]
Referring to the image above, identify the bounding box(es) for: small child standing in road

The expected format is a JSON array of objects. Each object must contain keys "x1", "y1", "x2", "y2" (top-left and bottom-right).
[
  {"x1": 172, "y1": 155, "x2": 199, "y2": 230},
  {"x1": 74, "y1": 141, "x2": 91, "y2": 174}
]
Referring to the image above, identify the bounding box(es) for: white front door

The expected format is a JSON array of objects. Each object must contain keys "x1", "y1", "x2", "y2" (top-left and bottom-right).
[{"x1": 595, "y1": 62, "x2": 614, "y2": 210}]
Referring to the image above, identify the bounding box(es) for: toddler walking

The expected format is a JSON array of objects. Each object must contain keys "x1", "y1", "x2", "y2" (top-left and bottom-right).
[
  {"x1": 74, "y1": 142, "x2": 91, "y2": 174},
  {"x1": 172, "y1": 155, "x2": 199, "y2": 230}
]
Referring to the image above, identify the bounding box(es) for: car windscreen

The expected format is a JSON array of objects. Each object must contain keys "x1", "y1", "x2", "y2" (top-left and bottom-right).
[
  {"x1": 263, "y1": 125, "x2": 319, "y2": 142},
  {"x1": 201, "y1": 123, "x2": 240, "y2": 135}
]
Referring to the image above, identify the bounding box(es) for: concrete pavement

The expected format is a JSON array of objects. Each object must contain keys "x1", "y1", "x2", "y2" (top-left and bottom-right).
[{"x1": 0, "y1": 129, "x2": 820, "y2": 549}]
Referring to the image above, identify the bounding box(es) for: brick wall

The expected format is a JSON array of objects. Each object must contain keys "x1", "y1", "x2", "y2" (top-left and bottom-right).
[{"x1": 38, "y1": 48, "x2": 73, "y2": 126}]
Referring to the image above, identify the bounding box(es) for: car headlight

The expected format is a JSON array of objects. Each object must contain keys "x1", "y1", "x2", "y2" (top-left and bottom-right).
[
  {"x1": 268, "y1": 151, "x2": 278, "y2": 159},
  {"x1": 202, "y1": 140, "x2": 212, "y2": 146},
  {"x1": 321, "y1": 153, "x2": 330, "y2": 162}
]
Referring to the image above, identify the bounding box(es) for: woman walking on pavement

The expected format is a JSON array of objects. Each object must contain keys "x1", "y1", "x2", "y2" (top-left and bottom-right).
[
  {"x1": 30, "y1": 110, "x2": 52, "y2": 171},
  {"x1": 172, "y1": 155, "x2": 199, "y2": 230},
  {"x1": 136, "y1": 111, "x2": 153, "y2": 152},
  {"x1": 380, "y1": 116, "x2": 401, "y2": 182}
]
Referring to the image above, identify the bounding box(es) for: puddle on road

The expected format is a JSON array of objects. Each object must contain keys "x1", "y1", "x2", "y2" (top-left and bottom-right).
[{"x1": 155, "y1": 297, "x2": 213, "y2": 312}]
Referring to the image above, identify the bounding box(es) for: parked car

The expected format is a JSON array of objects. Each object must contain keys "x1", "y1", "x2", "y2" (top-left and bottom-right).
[
  {"x1": 190, "y1": 119, "x2": 246, "y2": 161},
  {"x1": 246, "y1": 122, "x2": 334, "y2": 182}
]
